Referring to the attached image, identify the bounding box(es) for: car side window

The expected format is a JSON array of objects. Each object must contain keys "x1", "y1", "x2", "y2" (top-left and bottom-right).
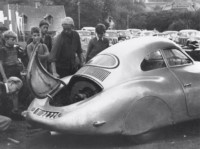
[
  {"x1": 163, "y1": 48, "x2": 192, "y2": 66},
  {"x1": 141, "y1": 50, "x2": 166, "y2": 71}
]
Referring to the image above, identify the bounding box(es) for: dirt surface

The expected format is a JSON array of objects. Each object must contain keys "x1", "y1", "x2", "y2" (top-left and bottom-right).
[{"x1": 1, "y1": 119, "x2": 200, "y2": 149}]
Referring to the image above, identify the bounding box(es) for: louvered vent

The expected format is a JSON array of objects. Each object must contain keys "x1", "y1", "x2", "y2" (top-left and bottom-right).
[{"x1": 76, "y1": 66, "x2": 111, "y2": 81}]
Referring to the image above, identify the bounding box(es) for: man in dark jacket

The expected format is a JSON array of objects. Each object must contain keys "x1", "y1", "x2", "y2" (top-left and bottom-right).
[
  {"x1": 86, "y1": 23, "x2": 109, "y2": 62},
  {"x1": 49, "y1": 17, "x2": 83, "y2": 78}
]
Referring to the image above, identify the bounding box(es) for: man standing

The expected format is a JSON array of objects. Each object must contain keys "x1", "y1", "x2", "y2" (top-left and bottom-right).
[
  {"x1": 39, "y1": 20, "x2": 52, "y2": 52},
  {"x1": 86, "y1": 23, "x2": 109, "y2": 62},
  {"x1": 49, "y1": 17, "x2": 83, "y2": 78}
]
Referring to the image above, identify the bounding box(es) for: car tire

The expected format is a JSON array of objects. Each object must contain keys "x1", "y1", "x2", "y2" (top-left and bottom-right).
[{"x1": 127, "y1": 130, "x2": 162, "y2": 144}]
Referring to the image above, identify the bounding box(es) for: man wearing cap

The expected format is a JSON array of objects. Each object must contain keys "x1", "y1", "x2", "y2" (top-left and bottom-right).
[
  {"x1": 0, "y1": 76, "x2": 23, "y2": 131},
  {"x1": 0, "y1": 30, "x2": 23, "y2": 115},
  {"x1": 49, "y1": 17, "x2": 83, "y2": 78}
]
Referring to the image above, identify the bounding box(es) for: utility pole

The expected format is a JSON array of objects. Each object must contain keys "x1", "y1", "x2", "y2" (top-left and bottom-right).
[
  {"x1": 77, "y1": 1, "x2": 80, "y2": 29},
  {"x1": 127, "y1": 14, "x2": 129, "y2": 29}
]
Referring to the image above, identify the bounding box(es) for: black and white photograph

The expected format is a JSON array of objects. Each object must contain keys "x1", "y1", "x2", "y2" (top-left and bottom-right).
[{"x1": 1, "y1": 0, "x2": 200, "y2": 149}]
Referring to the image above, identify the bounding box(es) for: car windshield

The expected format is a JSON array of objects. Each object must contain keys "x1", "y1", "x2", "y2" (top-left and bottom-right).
[
  {"x1": 86, "y1": 54, "x2": 119, "y2": 68},
  {"x1": 78, "y1": 31, "x2": 91, "y2": 36},
  {"x1": 144, "y1": 32, "x2": 154, "y2": 36},
  {"x1": 105, "y1": 32, "x2": 118, "y2": 37},
  {"x1": 179, "y1": 30, "x2": 200, "y2": 37},
  {"x1": 118, "y1": 31, "x2": 131, "y2": 36}
]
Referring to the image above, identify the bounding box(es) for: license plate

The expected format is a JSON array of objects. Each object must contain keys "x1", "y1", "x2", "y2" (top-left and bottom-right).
[{"x1": 33, "y1": 108, "x2": 61, "y2": 119}]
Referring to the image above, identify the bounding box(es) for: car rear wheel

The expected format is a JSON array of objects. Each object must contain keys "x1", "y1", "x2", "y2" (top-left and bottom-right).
[{"x1": 127, "y1": 130, "x2": 163, "y2": 144}]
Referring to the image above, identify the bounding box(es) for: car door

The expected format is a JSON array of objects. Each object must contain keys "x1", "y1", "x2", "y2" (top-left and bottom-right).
[
  {"x1": 27, "y1": 46, "x2": 62, "y2": 99},
  {"x1": 163, "y1": 48, "x2": 200, "y2": 117}
]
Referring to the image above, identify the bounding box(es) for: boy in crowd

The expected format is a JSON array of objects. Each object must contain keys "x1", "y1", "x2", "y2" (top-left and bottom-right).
[
  {"x1": 27, "y1": 27, "x2": 49, "y2": 69},
  {"x1": 39, "y1": 20, "x2": 52, "y2": 52},
  {"x1": 0, "y1": 31, "x2": 23, "y2": 115},
  {"x1": 86, "y1": 23, "x2": 109, "y2": 62},
  {"x1": 39, "y1": 20, "x2": 52, "y2": 72}
]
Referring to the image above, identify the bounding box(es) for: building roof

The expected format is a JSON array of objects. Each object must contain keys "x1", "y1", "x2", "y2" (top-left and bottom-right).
[
  {"x1": 162, "y1": 0, "x2": 197, "y2": 11},
  {"x1": 7, "y1": 4, "x2": 66, "y2": 32},
  {"x1": 138, "y1": 0, "x2": 200, "y2": 11}
]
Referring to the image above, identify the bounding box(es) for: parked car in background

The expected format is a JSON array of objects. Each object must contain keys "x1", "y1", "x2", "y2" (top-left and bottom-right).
[
  {"x1": 127, "y1": 29, "x2": 141, "y2": 38},
  {"x1": 162, "y1": 31, "x2": 178, "y2": 42},
  {"x1": 81, "y1": 27, "x2": 96, "y2": 38},
  {"x1": 77, "y1": 30, "x2": 92, "y2": 58},
  {"x1": 77, "y1": 30, "x2": 92, "y2": 42},
  {"x1": 117, "y1": 30, "x2": 132, "y2": 41},
  {"x1": 26, "y1": 37, "x2": 200, "y2": 139},
  {"x1": 127, "y1": 28, "x2": 141, "y2": 35},
  {"x1": 140, "y1": 30, "x2": 156, "y2": 37},
  {"x1": 81, "y1": 27, "x2": 95, "y2": 32},
  {"x1": 105, "y1": 30, "x2": 118, "y2": 46},
  {"x1": 177, "y1": 29, "x2": 200, "y2": 46}
]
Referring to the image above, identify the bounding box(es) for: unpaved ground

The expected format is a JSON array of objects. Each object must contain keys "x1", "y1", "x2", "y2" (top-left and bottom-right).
[{"x1": 1, "y1": 119, "x2": 200, "y2": 149}]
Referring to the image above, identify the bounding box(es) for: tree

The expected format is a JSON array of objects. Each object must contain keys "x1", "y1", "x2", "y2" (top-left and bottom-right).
[{"x1": 168, "y1": 19, "x2": 188, "y2": 30}]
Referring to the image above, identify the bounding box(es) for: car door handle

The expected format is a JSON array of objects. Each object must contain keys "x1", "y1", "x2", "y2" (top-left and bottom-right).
[{"x1": 183, "y1": 83, "x2": 192, "y2": 88}]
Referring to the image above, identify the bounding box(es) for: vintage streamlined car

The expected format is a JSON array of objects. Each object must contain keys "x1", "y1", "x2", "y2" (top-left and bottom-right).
[{"x1": 26, "y1": 37, "x2": 200, "y2": 136}]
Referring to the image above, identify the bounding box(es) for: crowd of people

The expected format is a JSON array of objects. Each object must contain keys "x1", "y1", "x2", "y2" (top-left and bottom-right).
[{"x1": 0, "y1": 16, "x2": 109, "y2": 131}]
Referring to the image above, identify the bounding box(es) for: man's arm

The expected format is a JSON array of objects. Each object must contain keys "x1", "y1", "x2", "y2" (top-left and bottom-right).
[
  {"x1": 51, "y1": 62, "x2": 59, "y2": 78},
  {"x1": 76, "y1": 32, "x2": 84, "y2": 66},
  {"x1": 0, "y1": 48, "x2": 7, "y2": 82},
  {"x1": 85, "y1": 39, "x2": 93, "y2": 62},
  {"x1": 48, "y1": 34, "x2": 61, "y2": 77},
  {"x1": 38, "y1": 44, "x2": 49, "y2": 60},
  {"x1": 0, "y1": 61, "x2": 7, "y2": 82},
  {"x1": 26, "y1": 44, "x2": 33, "y2": 60}
]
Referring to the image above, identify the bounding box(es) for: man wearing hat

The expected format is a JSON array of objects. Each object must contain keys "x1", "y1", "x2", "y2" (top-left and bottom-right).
[
  {"x1": 49, "y1": 17, "x2": 83, "y2": 78},
  {"x1": 0, "y1": 76, "x2": 23, "y2": 131}
]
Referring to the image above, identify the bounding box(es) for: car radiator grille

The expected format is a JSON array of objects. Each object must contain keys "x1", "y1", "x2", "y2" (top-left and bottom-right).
[{"x1": 76, "y1": 66, "x2": 111, "y2": 82}]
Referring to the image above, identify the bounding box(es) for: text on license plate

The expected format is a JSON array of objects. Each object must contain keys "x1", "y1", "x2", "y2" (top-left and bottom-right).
[{"x1": 33, "y1": 108, "x2": 61, "y2": 118}]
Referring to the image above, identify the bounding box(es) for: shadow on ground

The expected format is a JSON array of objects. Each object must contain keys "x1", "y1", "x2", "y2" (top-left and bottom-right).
[
  {"x1": 1, "y1": 119, "x2": 200, "y2": 149},
  {"x1": 26, "y1": 119, "x2": 200, "y2": 149}
]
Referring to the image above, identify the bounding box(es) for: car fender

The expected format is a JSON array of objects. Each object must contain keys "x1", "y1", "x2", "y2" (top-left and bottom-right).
[{"x1": 123, "y1": 96, "x2": 173, "y2": 135}]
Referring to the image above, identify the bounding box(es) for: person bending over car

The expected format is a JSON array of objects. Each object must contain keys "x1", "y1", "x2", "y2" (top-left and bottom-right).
[{"x1": 0, "y1": 77, "x2": 23, "y2": 131}]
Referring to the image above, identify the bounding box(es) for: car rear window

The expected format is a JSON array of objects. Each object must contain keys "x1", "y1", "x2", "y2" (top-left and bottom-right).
[
  {"x1": 141, "y1": 50, "x2": 166, "y2": 71},
  {"x1": 86, "y1": 54, "x2": 119, "y2": 68}
]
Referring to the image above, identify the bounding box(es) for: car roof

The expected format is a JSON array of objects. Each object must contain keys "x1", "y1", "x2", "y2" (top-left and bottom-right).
[
  {"x1": 77, "y1": 30, "x2": 91, "y2": 33},
  {"x1": 101, "y1": 37, "x2": 179, "y2": 60},
  {"x1": 106, "y1": 30, "x2": 117, "y2": 32},
  {"x1": 82, "y1": 27, "x2": 95, "y2": 30},
  {"x1": 179, "y1": 29, "x2": 199, "y2": 33},
  {"x1": 163, "y1": 31, "x2": 178, "y2": 33}
]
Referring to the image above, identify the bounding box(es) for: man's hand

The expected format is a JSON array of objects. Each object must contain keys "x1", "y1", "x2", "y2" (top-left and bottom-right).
[
  {"x1": 3, "y1": 77, "x2": 7, "y2": 83},
  {"x1": 52, "y1": 72, "x2": 60, "y2": 78}
]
